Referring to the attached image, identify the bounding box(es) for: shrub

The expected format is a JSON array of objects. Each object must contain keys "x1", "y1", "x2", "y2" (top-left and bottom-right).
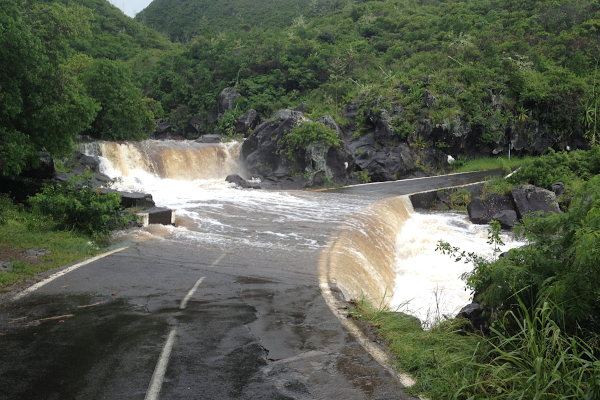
[
  {"x1": 356, "y1": 169, "x2": 371, "y2": 183},
  {"x1": 508, "y1": 147, "x2": 600, "y2": 188},
  {"x1": 280, "y1": 121, "x2": 340, "y2": 162},
  {"x1": 29, "y1": 171, "x2": 129, "y2": 238}
]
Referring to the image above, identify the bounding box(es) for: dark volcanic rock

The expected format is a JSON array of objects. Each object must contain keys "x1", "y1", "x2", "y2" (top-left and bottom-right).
[
  {"x1": 218, "y1": 87, "x2": 242, "y2": 115},
  {"x1": 196, "y1": 134, "x2": 222, "y2": 143},
  {"x1": 241, "y1": 110, "x2": 353, "y2": 188},
  {"x1": 354, "y1": 144, "x2": 446, "y2": 182},
  {"x1": 424, "y1": 90, "x2": 437, "y2": 108},
  {"x1": 235, "y1": 109, "x2": 261, "y2": 137},
  {"x1": 511, "y1": 185, "x2": 561, "y2": 219},
  {"x1": 54, "y1": 151, "x2": 110, "y2": 188},
  {"x1": 467, "y1": 194, "x2": 515, "y2": 225},
  {"x1": 492, "y1": 210, "x2": 518, "y2": 229},
  {"x1": 457, "y1": 303, "x2": 486, "y2": 330},
  {"x1": 550, "y1": 182, "x2": 565, "y2": 197},
  {"x1": 153, "y1": 118, "x2": 173, "y2": 138},
  {"x1": 188, "y1": 115, "x2": 204, "y2": 136},
  {"x1": 225, "y1": 174, "x2": 261, "y2": 189},
  {"x1": 293, "y1": 101, "x2": 307, "y2": 112}
]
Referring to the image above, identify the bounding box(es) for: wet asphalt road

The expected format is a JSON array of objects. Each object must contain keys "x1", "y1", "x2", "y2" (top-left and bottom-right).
[{"x1": 0, "y1": 171, "x2": 499, "y2": 400}]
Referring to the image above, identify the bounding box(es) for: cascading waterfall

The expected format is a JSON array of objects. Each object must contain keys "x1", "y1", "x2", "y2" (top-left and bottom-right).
[
  {"x1": 80, "y1": 139, "x2": 523, "y2": 325},
  {"x1": 80, "y1": 140, "x2": 242, "y2": 186}
]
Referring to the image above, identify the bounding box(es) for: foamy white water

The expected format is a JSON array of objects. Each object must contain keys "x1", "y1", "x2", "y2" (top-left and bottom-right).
[
  {"x1": 82, "y1": 140, "x2": 524, "y2": 324},
  {"x1": 391, "y1": 211, "x2": 525, "y2": 327}
]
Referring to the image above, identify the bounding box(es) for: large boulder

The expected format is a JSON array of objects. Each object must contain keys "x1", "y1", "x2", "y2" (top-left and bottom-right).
[
  {"x1": 235, "y1": 109, "x2": 261, "y2": 137},
  {"x1": 492, "y1": 210, "x2": 518, "y2": 229},
  {"x1": 241, "y1": 110, "x2": 353, "y2": 188},
  {"x1": 550, "y1": 182, "x2": 565, "y2": 197},
  {"x1": 188, "y1": 115, "x2": 205, "y2": 137},
  {"x1": 511, "y1": 185, "x2": 561, "y2": 219},
  {"x1": 196, "y1": 134, "x2": 222, "y2": 143},
  {"x1": 54, "y1": 151, "x2": 110, "y2": 188},
  {"x1": 225, "y1": 174, "x2": 261, "y2": 189},
  {"x1": 354, "y1": 144, "x2": 446, "y2": 182},
  {"x1": 467, "y1": 194, "x2": 515, "y2": 225},
  {"x1": 153, "y1": 118, "x2": 173, "y2": 139},
  {"x1": 457, "y1": 303, "x2": 486, "y2": 330},
  {"x1": 218, "y1": 87, "x2": 242, "y2": 115}
]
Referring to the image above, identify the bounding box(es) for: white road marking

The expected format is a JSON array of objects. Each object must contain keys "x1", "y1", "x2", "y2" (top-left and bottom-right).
[
  {"x1": 179, "y1": 277, "x2": 205, "y2": 310},
  {"x1": 319, "y1": 236, "x2": 429, "y2": 399},
  {"x1": 12, "y1": 247, "x2": 129, "y2": 301},
  {"x1": 144, "y1": 327, "x2": 178, "y2": 400},
  {"x1": 210, "y1": 251, "x2": 228, "y2": 266}
]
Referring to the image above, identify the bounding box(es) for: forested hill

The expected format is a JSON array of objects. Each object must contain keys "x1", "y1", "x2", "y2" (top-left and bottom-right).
[
  {"x1": 3, "y1": 0, "x2": 600, "y2": 180},
  {"x1": 53, "y1": 0, "x2": 175, "y2": 59},
  {"x1": 134, "y1": 0, "x2": 338, "y2": 43},
  {"x1": 136, "y1": 0, "x2": 600, "y2": 152}
]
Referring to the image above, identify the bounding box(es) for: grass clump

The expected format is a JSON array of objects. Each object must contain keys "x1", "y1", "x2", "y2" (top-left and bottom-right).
[
  {"x1": 0, "y1": 195, "x2": 102, "y2": 288},
  {"x1": 452, "y1": 155, "x2": 533, "y2": 174}
]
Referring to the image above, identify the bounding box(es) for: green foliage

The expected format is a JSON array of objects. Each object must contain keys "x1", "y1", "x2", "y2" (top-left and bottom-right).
[
  {"x1": 0, "y1": 193, "x2": 102, "y2": 288},
  {"x1": 29, "y1": 171, "x2": 129, "y2": 238},
  {"x1": 0, "y1": 0, "x2": 99, "y2": 177},
  {"x1": 215, "y1": 107, "x2": 244, "y2": 137},
  {"x1": 350, "y1": 296, "x2": 600, "y2": 400},
  {"x1": 280, "y1": 121, "x2": 340, "y2": 162},
  {"x1": 509, "y1": 146, "x2": 600, "y2": 189},
  {"x1": 356, "y1": 169, "x2": 371, "y2": 183},
  {"x1": 82, "y1": 58, "x2": 155, "y2": 140}
]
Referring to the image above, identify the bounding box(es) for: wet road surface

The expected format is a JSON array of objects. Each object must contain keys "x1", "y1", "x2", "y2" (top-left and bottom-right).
[{"x1": 0, "y1": 171, "x2": 499, "y2": 400}]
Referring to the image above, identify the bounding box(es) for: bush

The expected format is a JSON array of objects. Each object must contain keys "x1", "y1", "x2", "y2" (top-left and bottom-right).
[
  {"x1": 29, "y1": 171, "x2": 129, "y2": 238},
  {"x1": 450, "y1": 175, "x2": 600, "y2": 340},
  {"x1": 508, "y1": 147, "x2": 600, "y2": 189},
  {"x1": 280, "y1": 121, "x2": 340, "y2": 162}
]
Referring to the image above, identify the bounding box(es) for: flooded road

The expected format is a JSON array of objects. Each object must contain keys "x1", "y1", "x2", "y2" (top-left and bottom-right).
[{"x1": 0, "y1": 140, "x2": 514, "y2": 399}]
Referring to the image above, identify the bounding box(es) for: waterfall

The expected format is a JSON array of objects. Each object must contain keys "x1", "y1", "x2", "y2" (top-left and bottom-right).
[{"x1": 79, "y1": 140, "x2": 242, "y2": 185}]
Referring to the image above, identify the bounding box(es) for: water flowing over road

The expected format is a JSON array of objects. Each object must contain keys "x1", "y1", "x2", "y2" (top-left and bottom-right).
[{"x1": 0, "y1": 140, "x2": 521, "y2": 399}]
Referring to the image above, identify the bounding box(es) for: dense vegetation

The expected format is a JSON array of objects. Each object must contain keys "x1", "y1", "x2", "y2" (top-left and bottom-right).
[
  {"x1": 374, "y1": 148, "x2": 600, "y2": 399},
  {"x1": 133, "y1": 0, "x2": 598, "y2": 139},
  {"x1": 0, "y1": 0, "x2": 172, "y2": 177}
]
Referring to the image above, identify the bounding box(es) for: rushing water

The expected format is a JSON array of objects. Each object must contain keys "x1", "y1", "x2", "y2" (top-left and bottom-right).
[{"x1": 82, "y1": 140, "x2": 523, "y2": 324}]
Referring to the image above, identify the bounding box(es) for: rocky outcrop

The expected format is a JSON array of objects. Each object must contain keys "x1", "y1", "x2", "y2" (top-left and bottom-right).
[
  {"x1": 196, "y1": 134, "x2": 222, "y2": 143},
  {"x1": 54, "y1": 151, "x2": 111, "y2": 188},
  {"x1": 467, "y1": 194, "x2": 515, "y2": 225},
  {"x1": 492, "y1": 210, "x2": 518, "y2": 229},
  {"x1": 240, "y1": 109, "x2": 354, "y2": 188},
  {"x1": 466, "y1": 185, "x2": 562, "y2": 227},
  {"x1": 511, "y1": 185, "x2": 561, "y2": 219},
  {"x1": 235, "y1": 109, "x2": 261, "y2": 137},
  {"x1": 225, "y1": 174, "x2": 261, "y2": 189},
  {"x1": 218, "y1": 87, "x2": 242, "y2": 115}
]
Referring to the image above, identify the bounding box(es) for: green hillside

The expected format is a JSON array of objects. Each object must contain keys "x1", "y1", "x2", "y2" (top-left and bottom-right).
[
  {"x1": 135, "y1": 0, "x2": 343, "y2": 43},
  {"x1": 55, "y1": 0, "x2": 176, "y2": 59},
  {"x1": 136, "y1": 0, "x2": 600, "y2": 149}
]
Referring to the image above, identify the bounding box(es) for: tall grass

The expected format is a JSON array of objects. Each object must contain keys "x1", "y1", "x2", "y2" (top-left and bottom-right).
[{"x1": 350, "y1": 296, "x2": 600, "y2": 400}]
